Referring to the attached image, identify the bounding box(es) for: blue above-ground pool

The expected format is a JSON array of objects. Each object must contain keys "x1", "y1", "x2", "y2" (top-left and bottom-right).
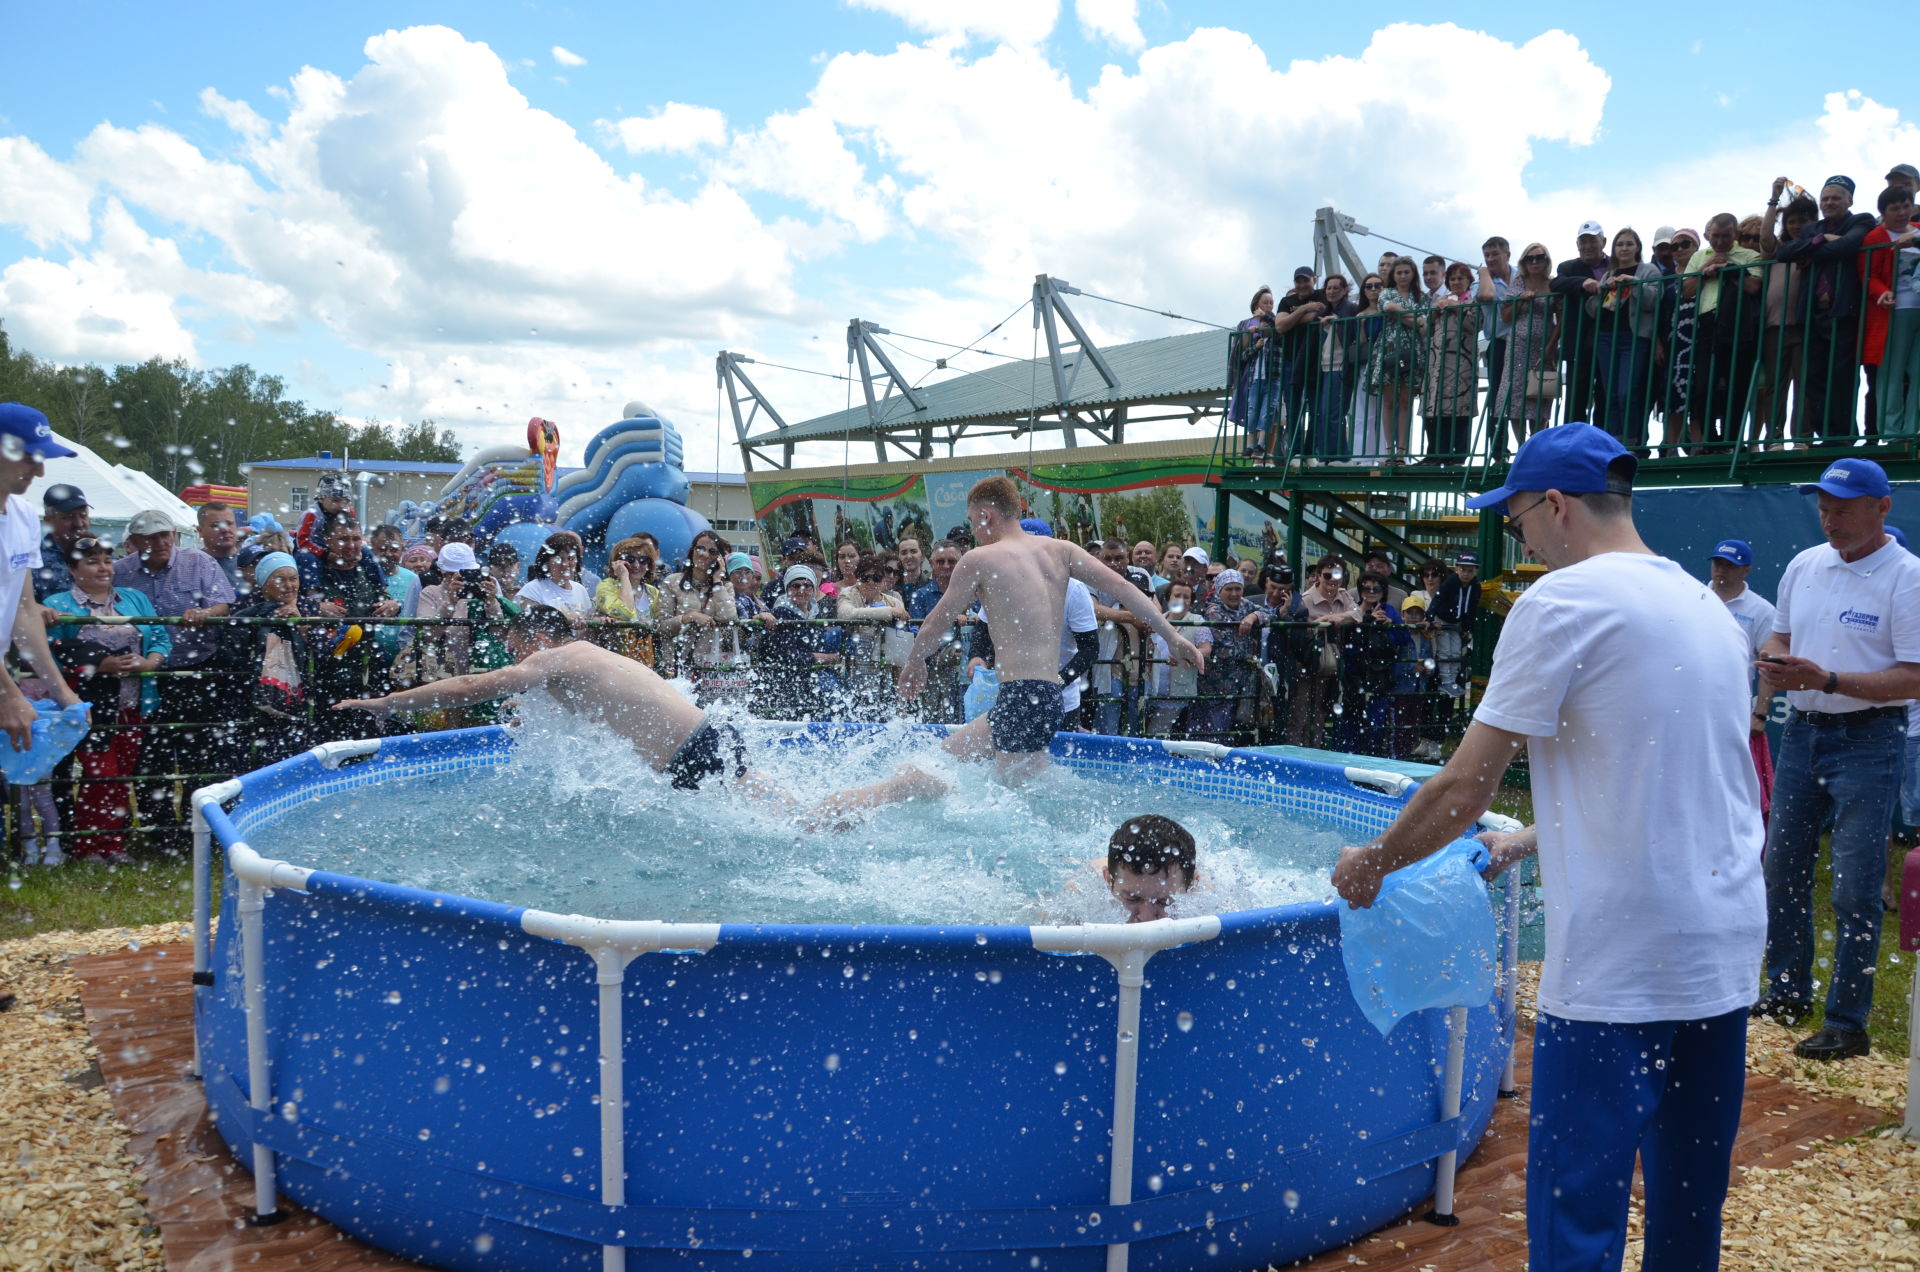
[{"x1": 190, "y1": 727, "x2": 1521, "y2": 1271}]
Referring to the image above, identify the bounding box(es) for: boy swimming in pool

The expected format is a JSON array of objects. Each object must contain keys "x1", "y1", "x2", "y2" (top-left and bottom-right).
[
  {"x1": 808, "y1": 477, "x2": 1203, "y2": 825},
  {"x1": 1102, "y1": 814, "x2": 1198, "y2": 922},
  {"x1": 336, "y1": 606, "x2": 773, "y2": 797}
]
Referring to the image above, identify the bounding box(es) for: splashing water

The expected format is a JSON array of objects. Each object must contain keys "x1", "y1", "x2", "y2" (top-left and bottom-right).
[{"x1": 252, "y1": 694, "x2": 1345, "y2": 925}]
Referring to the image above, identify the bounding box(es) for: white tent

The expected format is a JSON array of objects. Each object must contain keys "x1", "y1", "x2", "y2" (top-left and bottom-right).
[{"x1": 23, "y1": 431, "x2": 198, "y2": 538}]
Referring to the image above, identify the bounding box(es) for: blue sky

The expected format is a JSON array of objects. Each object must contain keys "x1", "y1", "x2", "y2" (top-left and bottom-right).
[{"x1": 2, "y1": 1, "x2": 1913, "y2": 471}]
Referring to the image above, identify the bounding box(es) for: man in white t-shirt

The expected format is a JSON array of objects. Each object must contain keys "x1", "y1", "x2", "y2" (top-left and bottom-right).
[
  {"x1": 0, "y1": 404, "x2": 86, "y2": 1012},
  {"x1": 1753, "y1": 459, "x2": 1920, "y2": 1061},
  {"x1": 1708, "y1": 538, "x2": 1780, "y2": 812},
  {"x1": 1332, "y1": 423, "x2": 1764, "y2": 1270}
]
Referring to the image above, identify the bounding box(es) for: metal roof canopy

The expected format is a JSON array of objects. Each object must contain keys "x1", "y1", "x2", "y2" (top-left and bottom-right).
[{"x1": 720, "y1": 274, "x2": 1230, "y2": 471}]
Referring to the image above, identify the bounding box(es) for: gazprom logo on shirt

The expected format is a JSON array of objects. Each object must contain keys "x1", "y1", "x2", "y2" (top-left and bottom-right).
[{"x1": 1838, "y1": 607, "x2": 1881, "y2": 632}]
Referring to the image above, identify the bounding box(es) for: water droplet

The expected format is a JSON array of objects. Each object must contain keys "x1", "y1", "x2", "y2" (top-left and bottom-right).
[
  {"x1": 1054, "y1": 1061, "x2": 1068, "y2": 1075},
  {"x1": 823, "y1": 1053, "x2": 840, "y2": 1072},
  {"x1": 417, "y1": 1128, "x2": 431, "y2": 1141},
  {"x1": 1283, "y1": 1188, "x2": 1300, "y2": 1209},
  {"x1": 1175, "y1": 1011, "x2": 1194, "y2": 1033},
  {"x1": 473, "y1": 1234, "x2": 495, "y2": 1254},
  {"x1": 383, "y1": 990, "x2": 402, "y2": 1005},
  {"x1": 433, "y1": 1075, "x2": 451, "y2": 1094}
]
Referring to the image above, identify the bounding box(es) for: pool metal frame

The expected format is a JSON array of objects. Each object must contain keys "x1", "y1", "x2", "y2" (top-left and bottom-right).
[{"x1": 189, "y1": 727, "x2": 1523, "y2": 1272}]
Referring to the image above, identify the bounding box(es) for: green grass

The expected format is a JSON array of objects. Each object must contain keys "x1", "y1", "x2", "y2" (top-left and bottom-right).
[{"x1": 0, "y1": 853, "x2": 199, "y2": 942}]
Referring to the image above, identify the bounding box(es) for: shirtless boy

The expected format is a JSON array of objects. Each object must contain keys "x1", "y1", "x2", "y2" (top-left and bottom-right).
[
  {"x1": 336, "y1": 606, "x2": 753, "y2": 792},
  {"x1": 1103, "y1": 814, "x2": 1198, "y2": 922},
  {"x1": 811, "y1": 477, "x2": 1203, "y2": 823}
]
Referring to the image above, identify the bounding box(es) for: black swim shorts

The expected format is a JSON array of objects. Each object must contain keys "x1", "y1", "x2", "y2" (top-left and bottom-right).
[
  {"x1": 666, "y1": 718, "x2": 748, "y2": 791},
  {"x1": 987, "y1": 679, "x2": 1064, "y2": 754}
]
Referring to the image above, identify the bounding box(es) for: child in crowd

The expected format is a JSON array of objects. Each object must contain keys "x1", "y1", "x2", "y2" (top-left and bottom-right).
[
  {"x1": 294, "y1": 472, "x2": 356, "y2": 556},
  {"x1": 1101, "y1": 814, "x2": 1198, "y2": 922}
]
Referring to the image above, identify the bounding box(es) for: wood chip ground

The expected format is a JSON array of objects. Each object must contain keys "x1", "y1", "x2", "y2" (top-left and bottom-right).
[{"x1": 0, "y1": 927, "x2": 1913, "y2": 1271}]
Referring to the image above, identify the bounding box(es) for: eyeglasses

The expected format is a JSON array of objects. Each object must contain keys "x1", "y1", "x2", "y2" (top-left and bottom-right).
[
  {"x1": 1504, "y1": 495, "x2": 1551, "y2": 537},
  {"x1": 1520, "y1": 254, "x2": 1548, "y2": 265},
  {"x1": 1737, "y1": 233, "x2": 1761, "y2": 244},
  {"x1": 1363, "y1": 282, "x2": 1383, "y2": 290}
]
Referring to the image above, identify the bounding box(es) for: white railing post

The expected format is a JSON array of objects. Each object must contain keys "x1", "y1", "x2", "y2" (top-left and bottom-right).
[
  {"x1": 1103, "y1": 947, "x2": 1148, "y2": 1272},
  {"x1": 1029, "y1": 916, "x2": 1222, "y2": 1272},
  {"x1": 188, "y1": 779, "x2": 243, "y2": 1081},
  {"x1": 1425, "y1": 1004, "x2": 1469, "y2": 1227},
  {"x1": 517, "y1": 913, "x2": 724, "y2": 1272},
  {"x1": 236, "y1": 871, "x2": 284, "y2": 1224},
  {"x1": 225, "y1": 842, "x2": 311, "y2": 1225}
]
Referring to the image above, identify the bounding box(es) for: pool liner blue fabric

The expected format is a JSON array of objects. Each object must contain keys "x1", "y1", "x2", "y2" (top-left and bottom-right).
[
  {"x1": 1339, "y1": 841, "x2": 1497, "y2": 1036},
  {"x1": 0, "y1": 700, "x2": 90, "y2": 785}
]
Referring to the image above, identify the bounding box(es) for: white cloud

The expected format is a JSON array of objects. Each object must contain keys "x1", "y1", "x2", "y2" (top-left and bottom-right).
[
  {"x1": 0, "y1": 201, "x2": 201, "y2": 363},
  {"x1": 1075, "y1": 0, "x2": 1144, "y2": 51},
  {"x1": 848, "y1": 0, "x2": 1061, "y2": 47},
  {"x1": 600, "y1": 102, "x2": 728, "y2": 154},
  {"x1": 720, "y1": 107, "x2": 895, "y2": 242},
  {"x1": 552, "y1": 45, "x2": 586, "y2": 67},
  {"x1": 0, "y1": 137, "x2": 94, "y2": 247},
  {"x1": 791, "y1": 23, "x2": 1613, "y2": 334}
]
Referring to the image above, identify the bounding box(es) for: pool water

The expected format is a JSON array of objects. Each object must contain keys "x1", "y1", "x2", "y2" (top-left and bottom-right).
[{"x1": 253, "y1": 694, "x2": 1349, "y2": 926}]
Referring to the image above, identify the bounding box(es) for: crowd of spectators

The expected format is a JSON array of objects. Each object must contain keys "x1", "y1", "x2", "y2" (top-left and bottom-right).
[
  {"x1": 6, "y1": 468, "x2": 1477, "y2": 864},
  {"x1": 1229, "y1": 165, "x2": 1920, "y2": 463}
]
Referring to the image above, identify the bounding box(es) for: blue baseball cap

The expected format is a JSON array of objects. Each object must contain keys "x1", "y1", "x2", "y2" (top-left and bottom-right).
[
  {"x1": 1799, "y1": 458, "x2": 1890, "y2": 500},
  {"x1": 0, "y1": 403, "x2": 76, "y2": 460},
  {"x1": 1464, "y1": 422, "x2": 1635, "y2": 514},
  {"x1": 1019, "y1": 517, "x2": 1053, "y2": 537},
  {"x1": 1709, "y1": 539, "x2": 1753, "y2": 567}
]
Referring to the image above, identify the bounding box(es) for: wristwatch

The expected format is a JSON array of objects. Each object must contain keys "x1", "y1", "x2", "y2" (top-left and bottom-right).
[{"x1": 1823, "y1": 670, "x2": 1840, "y2": 695}]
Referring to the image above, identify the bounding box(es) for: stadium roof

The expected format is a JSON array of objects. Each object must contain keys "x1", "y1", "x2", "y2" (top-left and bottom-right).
[{"x1": 742, "y1": 329, "x2": 1226, "y2": 448}]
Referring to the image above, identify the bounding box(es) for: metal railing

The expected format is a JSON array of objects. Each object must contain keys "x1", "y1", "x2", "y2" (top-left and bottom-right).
[
  {"x1": 1222, "y1": 236, "x2": 1917, "y2": 476},
  {"x1": 7, "y1": 608, "x2": 1476, "y2": 858}
]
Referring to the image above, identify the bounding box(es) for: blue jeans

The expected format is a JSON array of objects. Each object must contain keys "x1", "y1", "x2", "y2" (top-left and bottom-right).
[
  {"x1": 1529, "y1": 1009, "x2": 1747, "y2": 1272},
  {"x1": 1762, "y1": 712, "x2": 1903, "y2": 1032},
  {"x1": 1593, "y1": 330, "x2": 1652, "y2": 447},
  {"x1": 1242, "y1": 374, "x2": 1279, "y2": 452},
  {"x1": 1310, "y1": 368, "x2": 1349, "y2": 460}
]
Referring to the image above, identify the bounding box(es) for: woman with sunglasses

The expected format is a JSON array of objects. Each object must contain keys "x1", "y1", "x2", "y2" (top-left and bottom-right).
[
  {"x1": 835, "y1": 552, "x2": 911, "y2": 721},
  {"x1": 592, "y1": 534, "x2": 664, "y2": 667},
  {"x1": 1490, "y1": 243, "x2": 1561, "y2": 453},
  {"x1": 658, "y1": 529, "x2": 741, "y2": 701}
]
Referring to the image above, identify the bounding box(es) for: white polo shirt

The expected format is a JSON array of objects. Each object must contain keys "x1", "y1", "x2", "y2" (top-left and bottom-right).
[
  {"x1": 1771, "y1": 535, "x2": 1920, "y2": 713},
  {"x1": 0, "y1": 494, "x2": 42, "y2": 652},
  {"x1": 1474, "y1": 552, "x2": 1765, "y2": 1024}
]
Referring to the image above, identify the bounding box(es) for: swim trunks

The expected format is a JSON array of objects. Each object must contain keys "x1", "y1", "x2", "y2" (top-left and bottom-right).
[
  {"x1": 665, "y1": 717, "x2": 748, "y2": 791},
  {"x1": 988, "y1": 679, "x2": 1064, "y2": 754}
]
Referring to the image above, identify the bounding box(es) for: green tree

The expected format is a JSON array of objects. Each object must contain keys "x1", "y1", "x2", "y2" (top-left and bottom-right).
[{"x1": 0, "y1": 323, "x2": 460, "y2": 488}]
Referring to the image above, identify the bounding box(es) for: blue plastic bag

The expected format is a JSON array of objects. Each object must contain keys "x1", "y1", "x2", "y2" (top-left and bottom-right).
[
  {"x1": 0, "y1": 699, "x2": 92, "y2": 786},
  {"x1": 961, "y1": 666, "x2": 1000, "y2": 722},
  {"x1": 1339, "y1": 841, "x2": 1497, "y2": 1036}
]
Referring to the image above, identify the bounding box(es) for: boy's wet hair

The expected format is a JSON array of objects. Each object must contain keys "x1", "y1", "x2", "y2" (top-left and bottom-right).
[
  {"x1": 1108, "y1": 814, "x2": 1196, "y2": 885},
  {"x1": 966, "y1": 475, "x2": 1022, "y2": 520},
  {"x1": 507, "y1": 604, "x2": 573, "y2": 647}
]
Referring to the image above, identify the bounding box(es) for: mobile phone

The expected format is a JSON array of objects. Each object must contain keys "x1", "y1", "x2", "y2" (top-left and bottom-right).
[{"x1": 1756, "y1": 655, "x2": 1787, "y2": 664}]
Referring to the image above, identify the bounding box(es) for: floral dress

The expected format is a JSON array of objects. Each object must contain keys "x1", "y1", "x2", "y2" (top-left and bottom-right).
[
  {"x1": 1492, "y1": 290, "x2": 1560, "y2": 423},
  {"x1": 1362, "y1": 289, "x2": 1428, "y2": 393},
  {"x1": 1425, "y1": 297, "x2": 1480, "y2": 418}
]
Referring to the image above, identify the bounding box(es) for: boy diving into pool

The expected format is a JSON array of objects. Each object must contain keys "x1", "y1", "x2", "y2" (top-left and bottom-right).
[
  {"x1": 336, "y1": 605, "x2": 765, "y2": 795},
  {"x1": 1102, "y1": 814, "x2": 1198, "y2": 922},
  {"x1": 806, "y1": 477, "x2": 1204, "y2": 826}
]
